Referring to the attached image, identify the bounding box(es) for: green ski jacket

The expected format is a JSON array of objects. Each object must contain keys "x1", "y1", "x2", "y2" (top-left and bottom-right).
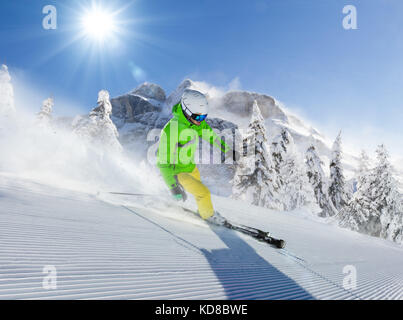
[{"x1": 157, "y1": 103, "x2": 229, "y2": 189}]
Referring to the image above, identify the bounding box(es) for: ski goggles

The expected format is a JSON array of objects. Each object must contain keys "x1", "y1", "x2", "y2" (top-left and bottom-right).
[{"x1": 182, "y1": 105, "x2": 208, "y2": 122}]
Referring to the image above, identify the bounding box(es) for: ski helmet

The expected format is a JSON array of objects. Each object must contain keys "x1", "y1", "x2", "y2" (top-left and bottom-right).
[{"x1": 181, "y1": 89, "x2": 209, "y2": 122}]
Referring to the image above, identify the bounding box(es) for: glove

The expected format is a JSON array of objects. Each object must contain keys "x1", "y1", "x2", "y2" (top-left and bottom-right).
[{"x1": 170, "y1": 183, "x2": 187, "y2": 202}]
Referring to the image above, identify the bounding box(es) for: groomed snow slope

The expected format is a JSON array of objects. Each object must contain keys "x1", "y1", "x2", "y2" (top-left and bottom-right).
[{"x1": 0, "y1": 174, "x2": 402, "y2": 300}]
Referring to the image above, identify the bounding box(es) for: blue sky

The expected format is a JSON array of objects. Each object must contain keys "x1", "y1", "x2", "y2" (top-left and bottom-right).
[{"x1": 0, "y1": 0, "x2": 402, "y2": 157}]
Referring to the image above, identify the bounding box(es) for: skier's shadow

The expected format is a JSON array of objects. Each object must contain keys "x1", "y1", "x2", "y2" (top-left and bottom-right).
[{"x1": 201, "y1": 226, "x2": 314, "y2": 300}]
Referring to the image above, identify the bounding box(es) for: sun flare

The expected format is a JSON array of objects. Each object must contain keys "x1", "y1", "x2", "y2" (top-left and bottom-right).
[{"x1": 82, "y1": 8, "x2": 116, "y2": 41}]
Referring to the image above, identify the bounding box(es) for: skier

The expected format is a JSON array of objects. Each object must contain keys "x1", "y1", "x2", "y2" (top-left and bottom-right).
[{"x1": 157, "y1": 89, "x2": 238, "y2": 225}]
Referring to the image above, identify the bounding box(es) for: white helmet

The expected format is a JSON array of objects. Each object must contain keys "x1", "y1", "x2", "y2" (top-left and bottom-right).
[{"x1": 181, "y1": 89, "x2": 209, "y2": 116}]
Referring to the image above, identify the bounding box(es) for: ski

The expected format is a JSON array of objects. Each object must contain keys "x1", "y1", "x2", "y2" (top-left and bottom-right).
[
  {"x1": 223, "y1": 221, "x2": 286, "y2": 249},
  {"x1": 179, "y1": 207, "x2": 286, "y2": 249},
  {"x1": 109, "y1": 192, "x2": 286, "y2": 249},
  {"x1": 109, "y1": 192, "x2": 158, "y2": 197}
]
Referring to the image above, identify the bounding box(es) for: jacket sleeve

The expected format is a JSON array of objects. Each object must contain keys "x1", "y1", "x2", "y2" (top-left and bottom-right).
[
  {"x1": 200, "y1": 122, "x2": 230, "y2": 153},
  {"x1": 157, "y1": 123, "x2": 177, "y2": 189}
]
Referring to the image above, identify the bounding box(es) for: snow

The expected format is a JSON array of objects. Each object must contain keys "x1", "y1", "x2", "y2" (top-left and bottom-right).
[
  {"x1": 0, "y1": 105, "x2": 163, "y2": 197},
  {"x1": 0, "y1": 174, "x2": 402, "y2": 299}
]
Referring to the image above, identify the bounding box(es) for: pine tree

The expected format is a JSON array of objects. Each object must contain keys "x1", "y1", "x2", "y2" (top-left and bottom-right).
[
  {"x1": 372, "y1": 145, "x2": 402, "y2": 242},
  {"x1": 328, "y1": 131, "x2": 349, "y2": 211},
  {"x1": 339, "y1": 150, "x2": 375, "y2": 232},
  {"x1": 340, "y1": 145, "x2": 403, "y2": 244},
  {"x1": 232, "y1": 100, "x2": 280, "y2": 209},
  {"x1": 357, "y1": 150, "x2": 370, "y2": 187},
  {"x1": 0, "y1": 65, "x2": 15, "y2": 117},
  {"x1": 271, "y1": 129, "x2": 290, "y2": 174},
  {"x1": 73, "y1": 90, "x2": 122, "y2": 152},
  {"x1": 37, "y1": 97, "x2": 54, "y2": 125},
  {"x1": 306, "y1": 145, "x2": 338, "y2": 217},
  {"x1": 271, "y1": 129, "x2": 315, "y2": 211}
]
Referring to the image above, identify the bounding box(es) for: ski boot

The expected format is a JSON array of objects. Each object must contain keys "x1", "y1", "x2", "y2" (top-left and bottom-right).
[{"x1": 207, "y1": 211, "x2": 230, "y2": 227}]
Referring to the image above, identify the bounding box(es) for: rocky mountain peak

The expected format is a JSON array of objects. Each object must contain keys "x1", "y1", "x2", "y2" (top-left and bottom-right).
[
  {"x1": 221, "y1": 91, "x2": 287, "y2": 121},
  {"x1": 131, "y1": 82, "x2": 166, "y2": 102}
]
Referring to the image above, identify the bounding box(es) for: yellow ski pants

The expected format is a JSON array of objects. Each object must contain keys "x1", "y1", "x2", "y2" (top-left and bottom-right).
[{"x1": 177, "y1": 167, "x2": 214, "y2": 219}]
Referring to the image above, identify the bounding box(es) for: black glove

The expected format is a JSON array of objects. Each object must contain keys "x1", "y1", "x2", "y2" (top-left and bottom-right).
[{"x1": 170, "y1": 183, "x2": 187, "y2": 202}]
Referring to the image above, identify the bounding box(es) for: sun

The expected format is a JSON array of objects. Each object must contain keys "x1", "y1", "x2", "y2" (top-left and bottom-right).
[{"x1": 81, "y1": 7, "x2": 117, "y2": 42}]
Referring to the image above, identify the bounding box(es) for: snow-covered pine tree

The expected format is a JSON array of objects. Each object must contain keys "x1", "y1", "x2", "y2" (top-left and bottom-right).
[
  {"x1": 357, "y1": 150, "x2": 370, "y2": 187},
  {"x1": 339, "y1": 150, "x2": 375, "y2": 232},
  {"x1": 306, "y1": 145, "x2": 338, "y2": 217},
  {"x1": 0, "y1": 65, "x2": 15, "y2": 117},
  {"x1": 271, "y1": 129, "x2": 315, "y2": 211},
  {"x1": 372, "y1": 145, "x2": 402, "y2": 243},
  {"x1": 232, "y1": 100, "x2": 280, "y2": 209},
  {"x1": 73, "y1": 90, "x2": 122, "y2": 152},
  {"x1": 340, "y1": 145, "x2": 403, "y2": 244},
  {"x1": 271, "y1": 129, "x2": 290, "y2": 174},
  {"x1": 37, "y1": 97, "x2": 54, "y2": 125},
  {"x1": 328, "y1": 131, "x2": 349, "y2": 211}
]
